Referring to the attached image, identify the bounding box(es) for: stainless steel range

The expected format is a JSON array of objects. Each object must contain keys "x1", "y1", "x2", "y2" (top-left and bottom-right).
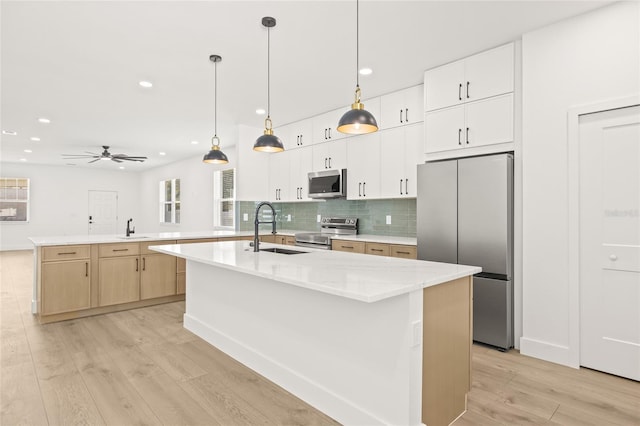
[{"x1": 295, "y1": 217, "x2": 358, "y2": 250}]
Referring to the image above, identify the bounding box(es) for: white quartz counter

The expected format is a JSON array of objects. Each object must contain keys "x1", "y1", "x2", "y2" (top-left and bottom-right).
[
  {"x1": 151, "y1": 241, "x2": 479, "y2": 303},
  {"x1": 27, "y1": 230, "x2": 257, "y2": 247}
]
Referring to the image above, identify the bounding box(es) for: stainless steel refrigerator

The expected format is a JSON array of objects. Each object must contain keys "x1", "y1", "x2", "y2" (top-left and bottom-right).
[{"x1": 417, "y1": 153, "x2": 514, "y2": 350}]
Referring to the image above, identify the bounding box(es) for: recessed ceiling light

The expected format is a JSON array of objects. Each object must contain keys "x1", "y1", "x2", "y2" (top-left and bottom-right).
[
  {"x1": 100, "y1": 157, "x2": 110, "y2": 161},
  {"x1": 256, "y1": 108, "x2": 266, "y2": 115},
  {"x1": 359, "y1": 67, "x2": 373, "y2": 76},
  {"x1": 191, "y1": 140, "x2": 199, "y2": 145},
  {"x1": 119, "y1": 166, "x2": 125, "y2": 170},
  {"x1": 24, "y1": 149, "x2": 32, "y2": 153},
  {"x1": 159, "y1": 152, "x2": 166, "y2": 156},
  {"x1": 139, "y1": 81, "x2": 153, "y2": 88},
  {"x1": 2, "y1": 130, "x2": 17, "y2": 136},
  {"x1": 20, "y1": 158, "x2": 27, "y2": 162},
  {"x1": 30, "y1": 137, "x2": 41, "y2": 141},
  {"x1": 38, "y1": 118, "x2": 51, "y2": 124}
]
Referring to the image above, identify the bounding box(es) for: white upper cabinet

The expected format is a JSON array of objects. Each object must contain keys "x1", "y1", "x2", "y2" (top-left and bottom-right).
[
  {"x1": 287, "y1": 118, "x2": 313, "y2": 148},
  {"x1": 268, "y1": 151, "x2": 290, "y2": 202},
  {"x1": 346, "y1": 132, "x2": 381, "y2": 200},
  {"x1": 289, "y1": 148, "x2": 313, "y2": 201},
  {"x1": 268, "y1": 149, "x2": 313, "y2": 202},
  {"x1": 380, "y1": 85, "x2": 424, "y2": 130},
  {"x1": 312, "y1": 139, "x2": 347, "y2": 172},
  {"x1": 379, "y1": 123, "x2": 423, "y2": 198},
  {"x1": 313, "y1": 108, "x2": 347, "y2": 144},
  {"x1": 425, "y1": 43, "x2": 514, "y2": 112}
]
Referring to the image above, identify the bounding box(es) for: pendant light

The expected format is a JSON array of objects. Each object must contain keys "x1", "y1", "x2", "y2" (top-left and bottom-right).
[
  {"x1": 254, "y1": 16, "x2": 285, "y2": 153},
  {"x1": 337, "y1": 0, "x2": 378, "y2": 135},
  {"x1": 203, "y1": 54, "x2": 229, "y2": 164}
]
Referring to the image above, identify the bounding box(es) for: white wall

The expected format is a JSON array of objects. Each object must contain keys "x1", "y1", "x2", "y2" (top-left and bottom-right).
[
  {"x1": 520, "y1": 2, "x2": 640, "y2": 366},
  {"x1": 136, "y1": 152, "x2": 235, "y2": 233},
  {"x1": 0, "y1": 162, "x2": 140, "y2": 250}
]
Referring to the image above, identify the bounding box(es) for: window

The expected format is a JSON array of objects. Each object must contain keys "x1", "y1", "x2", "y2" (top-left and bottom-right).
[
  {"x1": 213, "y1": 169, "x2": 235, "y2": 229},
  {"x1": 0, "y1": 178, "x2": 30, "y2": 222},
  {"x1": 159, "y1": 178, "x2": 180, "y2": 224}
]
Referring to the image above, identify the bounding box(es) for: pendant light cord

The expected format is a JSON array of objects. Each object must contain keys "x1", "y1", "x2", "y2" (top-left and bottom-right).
[
  {"x1": 267, "y1": 25, "x2": 271, "y2": 119},
  {"x1": 214, "y1": 60, "x2": 218, "y2": 137},
  {"x1": 356, "y1": 0, "x2": 359, "y2": 89}
]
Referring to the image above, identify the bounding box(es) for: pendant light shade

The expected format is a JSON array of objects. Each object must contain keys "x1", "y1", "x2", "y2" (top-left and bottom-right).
[
  {"x1": 337, "y1": 0, "x2": 378, "y2": 135},
  {"x1": 203, "y1": 54, "x2": 229, "y2": 164},
  {"x1": 254, "y1": 16, "x2": 285, "y2": 153}
]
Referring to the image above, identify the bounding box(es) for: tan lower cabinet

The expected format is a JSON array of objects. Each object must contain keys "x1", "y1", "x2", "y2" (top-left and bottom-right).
[
  {"x1": 141, "y1": 253, "x2": 177, "y2": 299},
  {"x1": 365, "y1": 242, "x2": 390, "y2": 256},
  {"x1": 285, "y1": 236, "x2": 296, "y2": 246},
  {"x1": 98, "y1": 256, "x2": 140, "y2": 306},
  {"x1": 332, "y1": 240, "x2": 366, "y2": 253},
  {"x1": 41, "y1": 260, "x2": 91, "y2": 315},
  {"x1": 390, "y1": 244, "x2": 417, "y2": 259},
  {"x1": 177, "y1": 272, "x2": 186, "y2": 295}
]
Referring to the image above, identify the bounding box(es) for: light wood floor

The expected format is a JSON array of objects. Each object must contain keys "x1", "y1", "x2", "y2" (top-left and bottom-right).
[{"x1": 1, "y1": 250, "x2": 639, "y2": 425}]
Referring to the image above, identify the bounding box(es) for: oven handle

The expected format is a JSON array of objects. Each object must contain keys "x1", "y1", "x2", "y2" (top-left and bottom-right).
[{"x1": 294, "y1": 241, "x2": 331, "y2": 250}]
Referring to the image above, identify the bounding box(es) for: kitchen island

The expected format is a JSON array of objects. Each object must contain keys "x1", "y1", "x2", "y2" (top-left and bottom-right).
[{"x1": 152, "y1": 240, "x2": 480, "y2": 426}]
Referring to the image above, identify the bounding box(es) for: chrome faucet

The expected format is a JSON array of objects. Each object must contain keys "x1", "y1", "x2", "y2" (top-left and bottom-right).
[
  {"x1": 254, "y1": 201, "x2": 276, "y2": 252},
  {"x1": 126, "y1": 218, "x2": 135, "y2": 237}
]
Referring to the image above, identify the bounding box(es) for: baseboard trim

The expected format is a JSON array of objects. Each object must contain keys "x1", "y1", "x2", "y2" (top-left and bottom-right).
[{"x1": 519, "y1": 336, "x2": 578, "y2": 368}]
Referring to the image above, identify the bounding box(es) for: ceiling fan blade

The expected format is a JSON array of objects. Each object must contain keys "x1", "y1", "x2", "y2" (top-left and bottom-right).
[
  {"x1": 62, "y1": 154, "x2": 98, "y2": 158},
  {"x1": 88, "y1": 158, "x2": 102, "y2": 163},
  {"x1": 111, "y1": 158, "x2": 123, "y2": 163},
  {"x1": 119, "y1": 157, "x2": 146, "y2": 162}
]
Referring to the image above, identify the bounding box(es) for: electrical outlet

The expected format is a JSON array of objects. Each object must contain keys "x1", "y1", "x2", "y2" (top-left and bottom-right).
[
  {"x1": 287, "y1": 214, "x2": 292, "y2": 222},
  {"x1": 317, "y1": 214, "x2": 321, "y2": 222},
  {"x1": 412, "y1": 321, "x2": 423, "y2": 347},
  {"x1": 386, "y1": 215, "x2": 392, "y2": 225},
  {"x1": 243, "y1": 213, "x2": 248, "y2": 221}
]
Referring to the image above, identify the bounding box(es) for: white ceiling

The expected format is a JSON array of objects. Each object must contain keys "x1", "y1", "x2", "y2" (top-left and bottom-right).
[{"x1": 1, "y1": 0, "x2": 611, "y2": 171}]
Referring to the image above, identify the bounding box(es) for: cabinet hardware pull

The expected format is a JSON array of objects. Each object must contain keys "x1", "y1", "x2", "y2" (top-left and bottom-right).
[
  {"x1": 458, "y1": 83, "x2": 462, "y2": 101},
  {"x1": 113, "y1": 249, "x2": 128, "y2": 252},
  {"x1": 400, "y1": 109, "x2": 403, "y2": 123},
  {"x1": 397, "y1": 251, "x2": 410, "y2": 254},
  {"x1": 85, "y1": 262, "x2": 88, "y2": 277},
  {"x1": 400, "y1": 179, "x2": 403, "y2": 195},
  {"x1": 343, "y1": 246, "x2": 354, "y2": 249},
  {"x1": 466, "y1": 127, "x2": 470, "y2": 144},
  {"x1": 136, "y1": 258, "x2": 139, "y2": 272},
  {"x1": 300, "y1": 135, "x2": 303, "y2": 145},
  {"x1": 405, "y1": 178, "x2": 408, "y2": 195},
  {"x1": 325, "y1": 158, "x2": 328, "y2": 168},
  {"x1": 372, "y1": 248, "x2": 383, "y2": 252},
  {"x1": 359, "y1": 182, "x2": 362, "y2": 197},
  {"x1": 466, "y1": 81, "x2": 470, "y2": 99},
  {"x1": 328, "y1": 157, "x2": 332, "y2": 168},
  {"x1": 324, "y1": 128, "x2": 328, "y2": 140},
  {"x1": 458, "y1": 128, "x2": 462, "y2": 145},
  {"x1": 405, "y1": 108, "x2": 409, "y2": 122},
  {"x1": 58, "y1": 251, "x2": 77, "y2": 255},
  {"x1": 363, "y1": 182, "x2": 366, "y2": 197},
  {"x1": 142, "y1": 257, "x2": 146, "y2": 271},
  {"x1": 328, "y1": 128, "x2": 332, "y2": 139}
]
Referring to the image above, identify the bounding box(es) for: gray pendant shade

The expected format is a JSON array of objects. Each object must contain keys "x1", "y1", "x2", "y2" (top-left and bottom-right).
[
  {"x1": 254, "y1": 16, "x2": 285, "y2": 153},
  {"x1": 203, "y1": 54, "x2": 229, "y2": 164}
]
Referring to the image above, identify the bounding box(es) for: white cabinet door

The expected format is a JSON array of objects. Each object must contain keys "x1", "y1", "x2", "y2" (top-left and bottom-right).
[
  {"x1": 379, "y1": 123, "x2": 423, "y2": 198},
  {"x1": 403, "y1": 123, "x2": 423, "y2": 197},
  {"x1": 275, "y1": 123, "x2": 295, "y2": 151},
  {"x1": 346, "y1": 132, "x2": 381, "y2": 200},
  {"x1": 424, "y1": 105, "x2": 465, "y2": 154},
  {"x1": 464, "y1": 43, "x2": 514, "y2": 102},
  {"x1": 289, "y1": 118, "x2": 313, "y2": 148},
  {"x1": 380, "y1": 85, "x2": 424, "y2": 130},
  {"x1": 464, "y1": 93, "x2": 514, "y2": 148},
  {"x1": 313, "y1": 139, "x2": 347, "y2": 171},
  {"x1": 268, "y1": 152, "x2": 290, "y2": 201},
  {"x1": 313, "y1": 108, "x2": 346, "y2": 143},
  {"x1": 289, "y1": 148, "x2": 313, "y2": 201},
  {"x1": 424, "y1": 60, "x2": 465, "y2": 112}
]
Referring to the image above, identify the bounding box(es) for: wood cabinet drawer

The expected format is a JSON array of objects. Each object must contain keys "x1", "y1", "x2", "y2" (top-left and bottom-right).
[
  {"x1": 177, "y1": 257, "x2": 186, "y2": 273},
  {"x1": 98, "y1": 242, "x2": 140, "y2": 258},
  {"x1": 366, "y1": 242, "x2": 390, "y2": 256},
  {"x1": 390, "y1": 244, "x2": 417, "y2": 259},
  {"x1": 140, "y1": 240, "x2": 176, "y2": 254},
  {"x1": 42, "y1": 245, "x2": 90, "y2": 262},
  {"x1": 285, "y1": 236, "x2": 296, "y2": 246},
  {"x1": 331, "y1": 240, "x2": 365, "y2": 253}
]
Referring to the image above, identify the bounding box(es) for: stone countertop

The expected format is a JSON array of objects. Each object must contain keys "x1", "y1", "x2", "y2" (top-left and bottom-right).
[
  {"x1": 151, "y1": 241, "x2": 479, "y2": 303},
  {"x1": 331, "y1": 234, "x2": 417, "y2": 246}
]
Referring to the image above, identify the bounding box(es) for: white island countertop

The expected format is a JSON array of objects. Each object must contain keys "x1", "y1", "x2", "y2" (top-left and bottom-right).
[{"x1": 151, "y1": 241, "x2": 480, "y2": 303}]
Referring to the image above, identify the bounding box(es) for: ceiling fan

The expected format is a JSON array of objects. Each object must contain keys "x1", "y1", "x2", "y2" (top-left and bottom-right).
[{"x1": 62, "y1": 146, "x2": 147, "y2": 163}]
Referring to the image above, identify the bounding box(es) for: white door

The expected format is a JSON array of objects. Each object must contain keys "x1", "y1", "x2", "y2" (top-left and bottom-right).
[
  {"x1": 579, "y1": 105, "x2": 640, "y2": 381},
  {"x1": 88, "y1": 190, "x2": 118, "y2": 235}
]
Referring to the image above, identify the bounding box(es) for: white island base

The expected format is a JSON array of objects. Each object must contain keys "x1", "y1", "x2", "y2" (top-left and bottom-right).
[{"x1": 153, "y1": 241, "x2": 479, "y2": 426}]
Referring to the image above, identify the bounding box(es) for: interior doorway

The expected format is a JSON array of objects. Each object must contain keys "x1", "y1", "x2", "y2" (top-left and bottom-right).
[
  {"x1": 88, "y1": 190, "x2": 118, "y2": 235},
  {"x1": 579, "y1": 104, "x2": 639, "y2": 381}
]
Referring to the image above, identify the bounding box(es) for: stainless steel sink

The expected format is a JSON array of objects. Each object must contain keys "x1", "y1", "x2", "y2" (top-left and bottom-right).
[{"x1": 259, "y1": 247, "x2": 307, "y2": 255}]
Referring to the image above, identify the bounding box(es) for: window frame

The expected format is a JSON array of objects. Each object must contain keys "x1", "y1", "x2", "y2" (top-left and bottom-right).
[
  {"x1": 213, "y1": 168, "x2": 235, "y2": 230},
  {"x1": 0, "y1": 177, "x2": 30, "y2": 223},
  {"x1": 159, "y1": 178, "x2": 180, "y2": 224}
]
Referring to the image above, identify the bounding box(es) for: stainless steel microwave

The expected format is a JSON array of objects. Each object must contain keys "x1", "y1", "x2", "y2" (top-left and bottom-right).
[{"x1": 308, "y1": 169, "x2": 347, "y2": 199}]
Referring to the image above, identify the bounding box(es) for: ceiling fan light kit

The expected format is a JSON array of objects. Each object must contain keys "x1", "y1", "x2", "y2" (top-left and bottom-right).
[{"x1": 203, "y1": 54, "x2": 229, "y2": 164}]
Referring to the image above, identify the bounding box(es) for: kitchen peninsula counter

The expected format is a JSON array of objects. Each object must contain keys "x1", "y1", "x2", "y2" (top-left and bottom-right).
[{"x1": 152, "y1": 241, "x2": 480, "y2": 426}]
